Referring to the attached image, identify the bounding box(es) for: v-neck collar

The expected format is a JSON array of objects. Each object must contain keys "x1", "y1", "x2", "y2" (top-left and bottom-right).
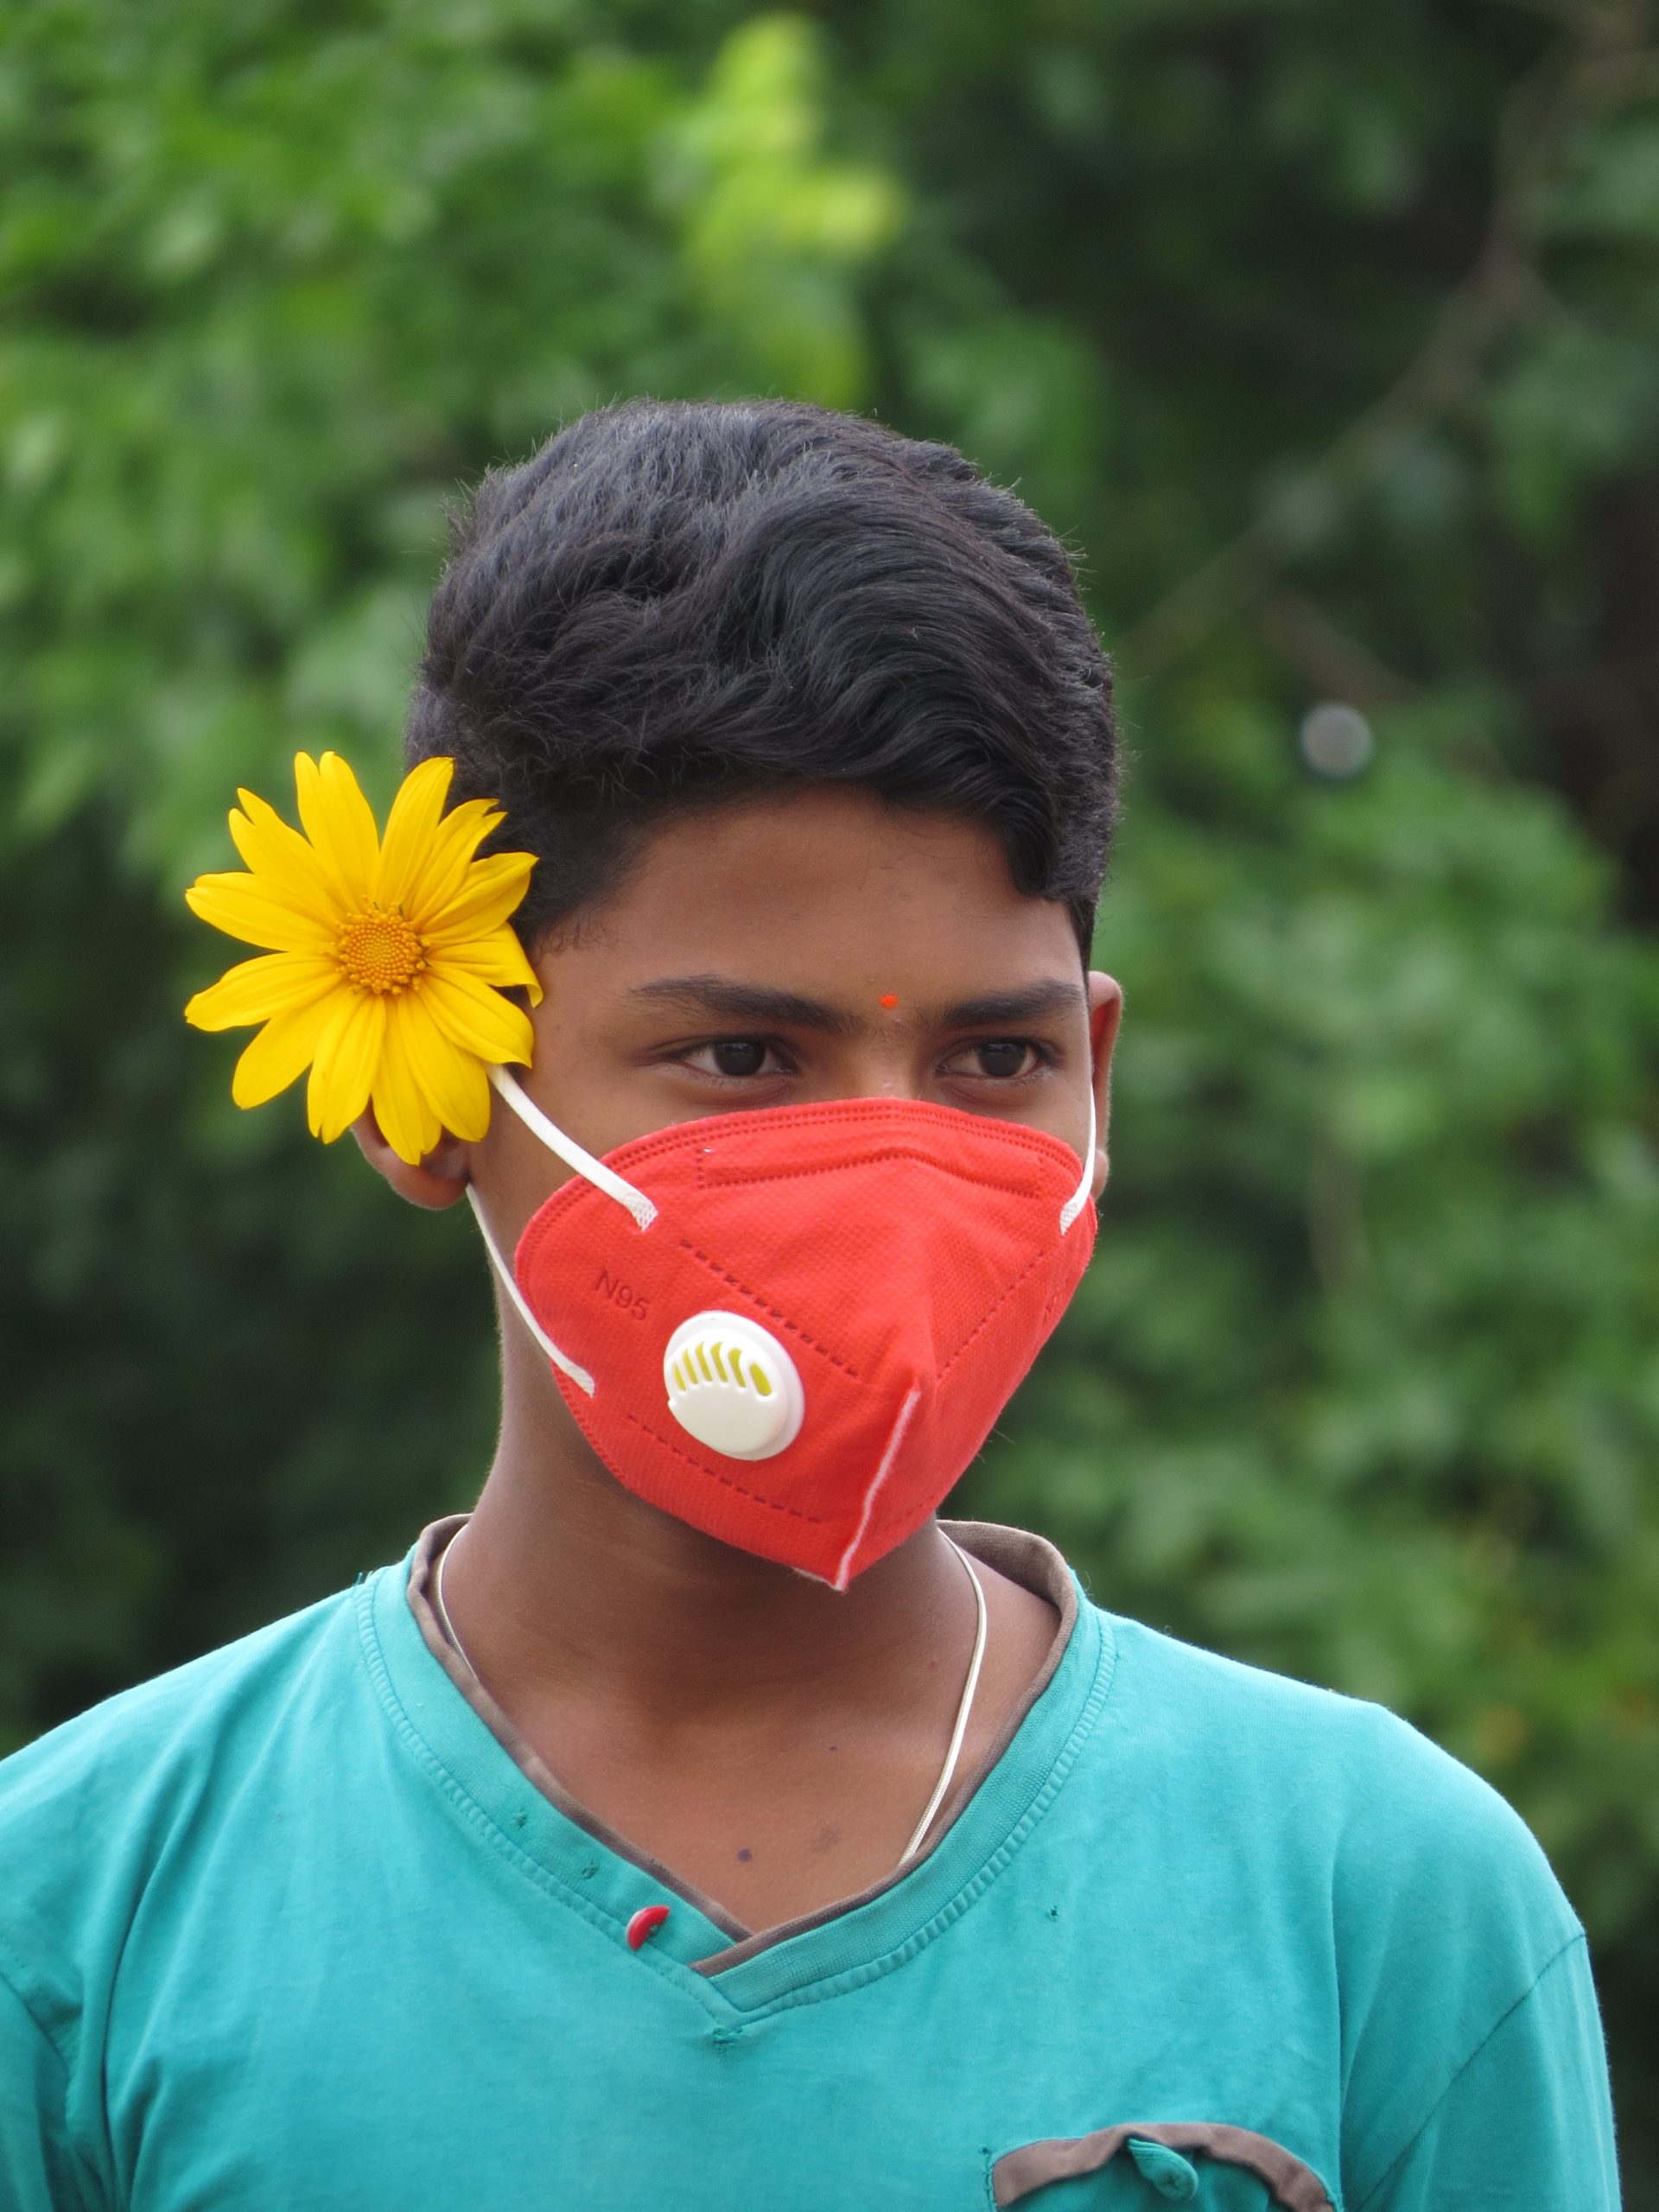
[{"x1": 359, "y1": 1516, "x2": 1115, "y2": 2018}]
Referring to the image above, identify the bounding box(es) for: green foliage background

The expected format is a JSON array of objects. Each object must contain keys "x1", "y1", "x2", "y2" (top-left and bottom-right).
[{"x1": 3, "y1": 0, "x2": 1657, "y2": 2188}]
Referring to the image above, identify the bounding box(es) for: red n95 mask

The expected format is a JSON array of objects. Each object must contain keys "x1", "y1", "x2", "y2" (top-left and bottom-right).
[{"x1": 467, "y1": 1071, "x2": 1096, "y2": 1588}]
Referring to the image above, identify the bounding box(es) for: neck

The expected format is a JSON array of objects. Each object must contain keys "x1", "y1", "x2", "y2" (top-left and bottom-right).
[{"x1": 441, "y1": 1325, "x2": 971, "y2": 1729}]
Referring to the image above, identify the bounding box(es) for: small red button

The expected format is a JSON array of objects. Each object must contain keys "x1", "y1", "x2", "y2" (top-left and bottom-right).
[{"x1": 626, "y1": 1904, "x2": 671, "y2": 1950}]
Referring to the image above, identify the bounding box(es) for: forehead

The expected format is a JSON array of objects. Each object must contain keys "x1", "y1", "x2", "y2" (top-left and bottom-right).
[{"x1": 547, "y1": 789, "x2": 1079, "y2": 990}]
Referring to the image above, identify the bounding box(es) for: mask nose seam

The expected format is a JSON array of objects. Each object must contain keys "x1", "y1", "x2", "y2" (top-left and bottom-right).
[
  {"x1": 678, "y1": 1240, "x2": 861, "y2": 1379},
  {"x1": 696, "y1": 1152, "x2": 1046, "y2": 1201}
]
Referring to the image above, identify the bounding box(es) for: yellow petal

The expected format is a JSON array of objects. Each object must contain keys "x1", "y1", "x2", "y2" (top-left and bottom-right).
[
  {"x1": 294, "y1": 751, "x2": 380, "y2": 908},
  {"x1": 372, "y1": 1000, "x2": 445, "y2": 1166},
  {"x1": 418, "y1": 969, "x2": 535, "y2": 1065},
  {"x1": 422, "y1": 850, "x2": 537, "y2": 946},
  {"x1": 186, "y1": 873, "x2": 335, "y2": 953},
  {"x1": 185, "y1": 952, "x2": 340, "y2": 1032},
  {"x1": 227, "y1": 790, "x2": 342, "y2": 929},
  {"x1": 401, "y1": 798, "x2": 506, "y2": 925},
  {"x1": 429, "y1": 929, "x2": 543, "y2": 1004},
  {"x1": 306, "y1": 988, "x2": 386, "y2": 1143},
  {"x1": 391, "y1": 992, "x2": 493, "y2": 1142},
  {"x1": 231, "y1": 1000, "x2": 335, "y2": 1109},
  {"x1": 376, "y1": 755, "x2": 454, "y2": 910}
]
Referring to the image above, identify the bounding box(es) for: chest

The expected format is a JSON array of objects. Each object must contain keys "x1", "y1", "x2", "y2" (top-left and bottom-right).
[
  {"x1": 486, "y1": 1707, "x2": 979, "y2": 1932},
  {"x1": 100, "y1": 1829, "x2": 1340, "y2": 2212}
]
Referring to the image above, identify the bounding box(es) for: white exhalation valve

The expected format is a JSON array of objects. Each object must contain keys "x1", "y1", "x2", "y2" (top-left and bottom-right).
[{"x1": 663, "y1": 1310, "x2": 804, "y2": 1461}]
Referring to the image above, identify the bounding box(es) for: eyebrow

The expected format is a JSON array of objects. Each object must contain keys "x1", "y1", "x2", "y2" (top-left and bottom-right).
[
  {"x1": 626, "y1": 974, "x2": 1086, "y2": 1033},
  {"x1": 938, "y1": 982, "x2": 1088, "y2": 1028},
  {"x1": 626, "y1": 976, "x2": 861, "y2": 1035}
]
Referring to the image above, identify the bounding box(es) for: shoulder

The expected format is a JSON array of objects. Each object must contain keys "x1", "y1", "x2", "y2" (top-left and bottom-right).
[
  {"x1": 1098, "y1": 1607, "x2": 1577, "y2": 1938},
  {"x1": 0, "y1": 1581, "x2": 370, "y2": 2064},
  {"x1": 1090, "y1": 1609, "x2": 1590, "y2": 2195},
  {"x1": 0, "y1": 1583, "x2": 364, "y2": 1826}
]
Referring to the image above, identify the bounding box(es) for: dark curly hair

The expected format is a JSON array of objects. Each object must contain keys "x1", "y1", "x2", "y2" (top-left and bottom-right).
[{"x1": 406, "y1": 399, "x2": 1117, "y2": 956}]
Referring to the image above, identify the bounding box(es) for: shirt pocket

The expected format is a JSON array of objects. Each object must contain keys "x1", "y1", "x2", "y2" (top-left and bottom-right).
[{"x1": 990, "y1": 2122, "x2": 1336, "y2": 2212}]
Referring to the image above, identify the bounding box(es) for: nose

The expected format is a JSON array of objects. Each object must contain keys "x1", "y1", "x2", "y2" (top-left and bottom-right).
[{"x1": 800, "y1": 1036, "x2": 925, "y2": 1106}]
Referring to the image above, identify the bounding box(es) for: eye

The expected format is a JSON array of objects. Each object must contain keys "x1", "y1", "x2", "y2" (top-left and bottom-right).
[
  {"x1": 683, "y1": 1039, "x2": 781, "y2": 1079},
  {"x1": 945, "y1": 1039, "x2": 1048, "y2": 1082},
  {"x1": 975, "y1": 1039, "x2": 1032, "y2": 1079}
]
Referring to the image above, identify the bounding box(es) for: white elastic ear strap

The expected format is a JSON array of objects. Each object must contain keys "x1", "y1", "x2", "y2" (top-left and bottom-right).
[
  {"x1": 466, "y1": 1064, "x2": 658, "y2": 1397},
  {"x1": 1058, "y1": 1085, "x2": 1096, "y2": 1235},
  {"x1": 488, "y1": 1065, "x2": 657, "y2": 1230},
  {"x1": 465, "y1": 1185, "x2": 595, "y2": 1396}
]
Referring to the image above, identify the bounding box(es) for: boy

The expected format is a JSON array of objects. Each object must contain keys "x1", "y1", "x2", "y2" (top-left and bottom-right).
[{"x1": 0, "y1": 402, "x2": 1620, "y2": 2209}]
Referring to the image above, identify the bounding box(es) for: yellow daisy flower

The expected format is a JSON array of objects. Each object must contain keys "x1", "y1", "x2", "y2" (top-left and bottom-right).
[{"x1": 184, "y1": 752, "x2": 542, "y2": 1166}]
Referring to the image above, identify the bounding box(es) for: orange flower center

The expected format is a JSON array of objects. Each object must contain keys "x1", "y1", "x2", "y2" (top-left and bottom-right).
[{"x1": 334, "y1": 904, "x2": 427, "y2": 995}]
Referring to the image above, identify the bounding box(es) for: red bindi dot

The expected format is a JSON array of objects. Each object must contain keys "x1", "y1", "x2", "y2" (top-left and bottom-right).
[
  {"x1": 878, "y1": 994, "x2": 899, "y2": 1009},
  {"x1": 626, "y1": 1904, "x2": 671, "y2": 1950}
]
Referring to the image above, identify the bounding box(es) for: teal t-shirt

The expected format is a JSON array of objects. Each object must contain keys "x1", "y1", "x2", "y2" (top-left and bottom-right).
[{"x1": 0, "y1": 1523, "x2": 1619, "y2": 2211}]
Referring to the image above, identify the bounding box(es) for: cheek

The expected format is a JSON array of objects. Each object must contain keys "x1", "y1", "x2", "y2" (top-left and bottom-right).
[
  {"x1": 470, "y1": 1108, "x2": 579, "y2": 1253},
  {"x1": 1039, "y1": 1051, "x2": 1098, "y2": 1179}
]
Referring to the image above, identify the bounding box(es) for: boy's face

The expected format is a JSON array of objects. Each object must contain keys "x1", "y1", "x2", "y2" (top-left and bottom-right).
[{"x1": 366, "y1": 786, "x2": 1120, "y2": 1246}]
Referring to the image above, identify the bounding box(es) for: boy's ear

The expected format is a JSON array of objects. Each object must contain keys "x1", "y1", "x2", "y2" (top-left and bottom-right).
[
  {"x1": 1086, "y1": 970, "x2": 1123, "y2": 1199},
  {"x1": 351, "y1": 1108, "x2": 472, "y2": 1211}
]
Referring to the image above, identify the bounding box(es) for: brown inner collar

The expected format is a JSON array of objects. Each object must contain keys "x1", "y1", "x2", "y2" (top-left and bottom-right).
[{"x1": 404, "y1": 1514, "x2": 1077, "y2": 1964}]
